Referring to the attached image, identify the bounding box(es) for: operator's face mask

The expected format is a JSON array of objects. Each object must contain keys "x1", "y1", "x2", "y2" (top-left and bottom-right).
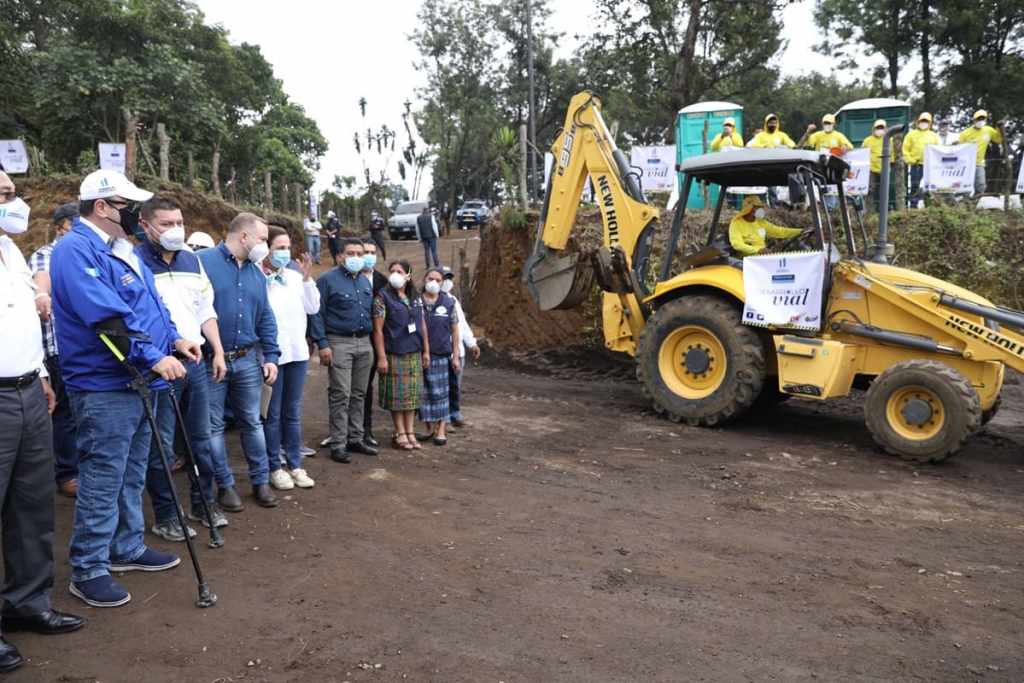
[{"x1": 0, "y1": 197, "x2": 31, "y2": 234}]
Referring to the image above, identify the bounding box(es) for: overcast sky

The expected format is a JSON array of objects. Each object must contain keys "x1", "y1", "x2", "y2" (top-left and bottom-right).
[{"x1": 194, "y1": 0, "x2": 837, "y2": 197}]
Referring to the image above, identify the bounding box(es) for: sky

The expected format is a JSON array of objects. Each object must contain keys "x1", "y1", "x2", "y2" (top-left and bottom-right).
[{"x1": 194, "y1": 0, "x2": 839, "y2": 198}]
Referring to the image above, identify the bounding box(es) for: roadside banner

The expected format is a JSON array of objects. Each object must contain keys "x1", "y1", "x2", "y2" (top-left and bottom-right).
[
  {"x1": 1017, "y1": 155, "x2": 1024, "y2": 194},
  {"x1": 842, "y1": 148, "x2": 871, "y2": 196},
  {"x1": 0, "y1": 140, "x2": 29, "y2": 173},
  {"x1": 922, "y1": 143, "x2": 976, "y2": 193},
  {"x1": 629, "y1": 145, "x2": 675, "y2": 192},
  {"x1": 742, "y1": 250, "x2": 826, "y2": 331},
  {"x1": 308, "y1": 188, "x2": 317, "y2": 219},
  {"x1": 98, "y1": 143, "x2": 127, "y2": 174}
]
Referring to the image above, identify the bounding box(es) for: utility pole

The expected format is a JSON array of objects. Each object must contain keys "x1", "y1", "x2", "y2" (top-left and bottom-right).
[
  {"x1": 519, "y1": 123, "x2": 529, "y2": 210},
  {"x1": 526, "y1": 0, "x2": 538, "y2": 204}
]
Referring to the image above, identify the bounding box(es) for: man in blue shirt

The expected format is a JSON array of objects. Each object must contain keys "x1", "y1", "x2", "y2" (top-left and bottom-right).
[
  {"x1": 310, "y1": 238, "x2": 376, "y2": 462},
  {"x1": 198, "y1": 212, "x2": 281, "y2": 509},
  {"x1": 52, "y1": 169, "x2": 201, "y2": 609}
]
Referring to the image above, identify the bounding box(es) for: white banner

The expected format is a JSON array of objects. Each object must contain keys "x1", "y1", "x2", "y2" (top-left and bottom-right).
[
  {"x1": 841, "y1": 148, "x2": 871, "y2": 196},
  {"x1": 922, "y1": 143, "x2": 976, "y2": 193},
  {"x1": 98, "y1": 143, "x2": 127, "y2": 174},
  {"x1": 1017, "y1": 156, "x2": 1024, "y2": 194},
  {"x1": 742, "y1": 251, "x2": 827, "y2": 331},
  {"x1": 0, "y1": 140, "x2": 28, "y2": 174},
  {"x1": 630, "y1": 145, "x2": 676, "y2": 192},
  {"x1": 307, "y1": 189, "x2": 317, "y2": 219}
]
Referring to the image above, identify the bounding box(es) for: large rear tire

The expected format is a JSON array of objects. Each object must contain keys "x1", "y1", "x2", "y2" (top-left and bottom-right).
[
  {"x1": 636, "y1": 296, "x2": 766, "y2": 426},
  {"x1": 864, "y1": 360, "x2": 981, "y2": 463}
]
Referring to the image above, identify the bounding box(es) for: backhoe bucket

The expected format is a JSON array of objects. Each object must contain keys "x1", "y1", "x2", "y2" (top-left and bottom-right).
[{"x1": 524, "y1": 249, "x2": 594, "y2": 311}]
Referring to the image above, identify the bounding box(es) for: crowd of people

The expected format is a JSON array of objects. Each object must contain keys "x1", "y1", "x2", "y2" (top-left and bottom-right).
[{"x1": 0, "y1": 167, "x2": 479, "y2": 673}]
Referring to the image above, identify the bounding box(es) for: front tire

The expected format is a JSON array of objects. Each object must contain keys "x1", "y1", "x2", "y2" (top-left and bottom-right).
[{"x1": 636, "y1": 295, "x2": 766, "y2": 426}]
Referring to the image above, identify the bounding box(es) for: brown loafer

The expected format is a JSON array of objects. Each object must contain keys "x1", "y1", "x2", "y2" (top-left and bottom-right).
[{"x1": 58, "y1": 479, "x2": 78, "y2": 498}]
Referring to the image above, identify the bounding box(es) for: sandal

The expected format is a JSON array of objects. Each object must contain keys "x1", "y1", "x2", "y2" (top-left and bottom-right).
[
  {"x1": 409, "y1": 434, "x2": 423, "y2": 450},
  {"x1": 392, "y1": 433, "x2": 414, "y2": 451}
]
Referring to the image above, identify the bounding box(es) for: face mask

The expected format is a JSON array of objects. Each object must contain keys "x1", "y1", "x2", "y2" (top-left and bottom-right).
[
  {"x1": 440, "y1": 279, "x2": 454, "y2": 293},
  {"x1": 270, "y1": 249, "x2": 291, "y2": 270},
  {"x1": 823, "y1": 124, "x2": 834, "y2": 132},
  {"x1": 0, "y1": 197, "x2": 30, "y2": 234},
  {"x1": 424, "y1": 280, "x2": 441, "y2": 295},
  {"x1": 874, "y1": 129, "x2": 884, "y2": 137},
  {"x1": 754, "y1": 208, "x2": 766, "y2": 220},
  {"x1": 115, "y1": 204, "x2": 145, "y2": 241},
  {"x1": 974, "y1": 120, "x2": 986, "y2": 129},
  {"x1": 344, "y1": 255, "x2": 363, "y2": 274},
  {"x1": 388, "y1": 272, "x2": 407, "y2": 289},
  {"x1": 247, "y1": 239, "x2": 269, "y2": 264},
  {"x1": 157, "y1": 225, "x2": 186, "y2": 251},
  {"x1": 362, "y1": 253, "x2": 377, "y2": 270},
  {"x1": 767, "y1": 123, "x2": 777, "y2": 132},
  {"x1": 917, "y1": 122, "x2": 929, "y2": 130}
]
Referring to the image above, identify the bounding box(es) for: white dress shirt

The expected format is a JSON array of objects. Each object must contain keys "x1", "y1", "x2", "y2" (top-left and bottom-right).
[
  {"x1": 266, "y1": 267, "x2": 320, "y2": 364},
  {"x1": 450, "y1": 295, "x2": 477, "y2": 359},
  {"x1": 0, "y1": 235, "x2": 47, "y2": 378}
]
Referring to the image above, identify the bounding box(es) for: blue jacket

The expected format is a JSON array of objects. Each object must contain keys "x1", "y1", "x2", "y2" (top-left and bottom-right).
[{"x1": 51, "y1": 220, "x2": 180, "y2": 392}]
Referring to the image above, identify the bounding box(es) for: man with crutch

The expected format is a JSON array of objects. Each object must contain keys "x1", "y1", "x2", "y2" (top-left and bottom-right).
[{"x1": 52, "y1": 170, "x2": 201, "y2": 608}]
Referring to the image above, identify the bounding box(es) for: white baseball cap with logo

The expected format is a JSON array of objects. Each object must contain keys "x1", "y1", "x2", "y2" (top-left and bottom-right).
[{"x1": 79, "y1": 169, "x2": 153, "y2": 202}]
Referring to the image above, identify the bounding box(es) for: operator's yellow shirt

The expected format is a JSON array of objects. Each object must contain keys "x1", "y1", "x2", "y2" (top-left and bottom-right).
[
  {"x1": 806, "y1": 130, "x2": 853, "y2": 152},
  {"x1": 729, "y1": 216, "x2": 803, "y2": 256},
  {"x1": 958, "y1": 125, "x2": 1003, "y2": 165},
  {"x1": 861, "y1": 134, "x2": 897, "y2": 174}
]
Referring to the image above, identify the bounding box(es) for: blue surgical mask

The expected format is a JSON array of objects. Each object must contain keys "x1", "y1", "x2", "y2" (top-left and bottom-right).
[
  {"x1": 362, "y1": 253, "x2": 377, "y2": 270},
  {"x1": 344, "y1": 255, "x2": 364, "y2": 274},
  {"x1": 270, "y1": 249, "x2": 291, "y2": 270}
]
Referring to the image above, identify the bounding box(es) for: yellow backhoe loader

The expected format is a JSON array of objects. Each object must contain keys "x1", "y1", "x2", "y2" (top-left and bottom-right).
[{"x1": 524, "y1": 91, "x2": 1024, "y2": 463}]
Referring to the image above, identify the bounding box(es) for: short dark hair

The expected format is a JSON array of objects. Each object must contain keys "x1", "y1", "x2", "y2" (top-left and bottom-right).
[
  {"x1": 361, "y1": 237, "x2": 377, "y2": 249},
  {"x1": 341, "y1": 237, "x2": 364, "y2": 250},
  {"x1": 228, "y1": 212, "x2": 265, "y2": 234},
  {"x1": 140, "y1": 195, "x2": 180, "y2": 222},
  {"x1": 267, "y1": 225, "x2": 289, "y2": 246},
  {"x1": 78, "y1": 199, "x2": 98, "y2": 217}
]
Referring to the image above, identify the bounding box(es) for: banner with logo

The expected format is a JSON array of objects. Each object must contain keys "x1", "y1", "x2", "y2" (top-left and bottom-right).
[
  {"x1": 629, "y1": 145, "x2": 675, "y2": 192},
  {"x1": 922, "y1": 143, "x2": 976, "y2": 193},
  {"x1": 1017, "y1": 156, "x2": 1024, "y2": 194},
  {"x1": 98, "y1": 143, "x2": 127, "y2": 174},
  {"x1": 742, "y1": 251, "x2": 826, "y2": 331},
  {"x1": 841, "y1": 148, "x2": 871, "y2": 196},
  {"x1": 0, "y1": 140, "x2": 28, "y2": 174}
]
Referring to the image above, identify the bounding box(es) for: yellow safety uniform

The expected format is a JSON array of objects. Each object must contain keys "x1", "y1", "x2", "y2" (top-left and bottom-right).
[
  {"x1": 710, "y1": 131, "x2": 744, "y2": 151},
  {"x1": 749, "y1": 114, "x2": 795, "y2": 149},
  {"x1": 958, "y1": 125, "x2": 1003, "y2": 166},
  {"x1": 902, "y1": 128, "x2": 940, "y2": 166},
  {"x1": 729, "y1": 214, "x2": 803, "y2": 256},
  {"x1": 806, "y1": 130, "x2": 853, "y2": 152},
  {"x1": 861, "y1": 134, "x2": 896, "y2": 174}
]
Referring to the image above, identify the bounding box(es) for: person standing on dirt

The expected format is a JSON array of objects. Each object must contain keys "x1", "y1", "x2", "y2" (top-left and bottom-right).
[
  {"x1": 416, "y1": 206, "x2": 441, "y2": 268},
  {"x1": 440, "y1": 267, "x2": 480, "y2": 428},
  {"x1": 29, "y1": 203, "x2": 80, "y2": 499},
  {"x1": 53, "y1": 169, "x2": 198, "y2": 608},
  {"x1": 372, "y1": 259, "x2": 430, "y2": 450},
  {"x1": 416, "y1": 268, "x2": 460, "y2": 446},
  {"x1": 136, "y1": 195, "x2": 230, "y2": 541},
  {"x1": 324, "y1": 211, "x2": 342, "y2": 265},
  {"x1": 303, "y1": 214, "x2": 322, "y2": 265},
  {"x1": 369, "y1": 210, "x2": 387, "y2": 261},
  {"x1": 198, "y1": 212, "x2": 281, "y2": 511},
  {"x1": 361, "y1": 238, "x2": 388, "y2": 448},
  {"x1": 309, "y1": 238, "x2": 378, "y2": 463},
  {"x1": 902, "y1": 113, "x2": 940, "y2": 207},
  {"x1": 0, "y1": 172, "x2": 84, "y2": 670}
]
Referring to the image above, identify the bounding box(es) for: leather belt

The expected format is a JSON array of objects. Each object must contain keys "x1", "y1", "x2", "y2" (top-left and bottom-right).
[
  {"x1": 328, "y1": 331, "x2": 369, "y2": 339},
  {"x1": 0, "y1": 370, "x2": 39, "y2": 389},
  {"x1": 225, "y1": 347, "x2": 252, "y2": 361}
]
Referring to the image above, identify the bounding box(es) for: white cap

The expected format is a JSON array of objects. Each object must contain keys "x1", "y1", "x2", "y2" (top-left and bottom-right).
[
  {"x1": 79, "y1": 169, "x2": 153, "y2": 202},
  {"x1": 185, "y1": 230, "x2": 216, "y2": 249},
  {"x1": 327, "y1": 210, "x2": 335, "y2": 217}
]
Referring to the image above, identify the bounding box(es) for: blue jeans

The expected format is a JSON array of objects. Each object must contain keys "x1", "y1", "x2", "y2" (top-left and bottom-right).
[
  {"x1": 305, "y1": 234, "x2": 321, "y2": 264},
  {"x1": 449, "y1": 359, "x2": 463, "y2": 422},
  {"x1": 146, "y1": 360, "x2": 217, "y2": 522},
  {"x1": 422, "y1": 237, "x2": 440, "y2": 267},
  {"x1": 207, "y1": 353, "x2": 270, "y2": 487},
  {"x1": 68, "y1": 390, "x2": 152, "y2": 582},
  {"x1": 264, "y1": 360, "x2": 308, "y2": 471}
]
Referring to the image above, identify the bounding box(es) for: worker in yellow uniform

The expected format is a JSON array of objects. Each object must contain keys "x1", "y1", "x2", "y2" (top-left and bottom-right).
[
  {"x1": 902, "y1": 112, "x2": 940, "y2": 206},
  {"x1": 710, "y1": 117, "x2": 743, "y2": 151},
  {"x1": 729, "y1": 196, "x2": 803, "y2": 257},
  {"x1": 749, "y1": 114, "x2": 796, "y2": 149},
  {"x1": 958, "y1": 109, "x2": 1003, "y2": 195},
  {"x1": 861, "y1": 119, "x2": 895, "y2": 212},
  {"x1": 805, "y1": 114, "x2": 853, "y2": 153}
]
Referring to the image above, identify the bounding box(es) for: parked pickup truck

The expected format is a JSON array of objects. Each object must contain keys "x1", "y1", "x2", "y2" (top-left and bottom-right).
[{"x1": 388, "y1": 201, "x2": 429, "y2": 240}]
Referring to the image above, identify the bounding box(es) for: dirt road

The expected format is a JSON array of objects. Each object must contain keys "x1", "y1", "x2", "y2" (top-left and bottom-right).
[{"x1": 12, "y1": 232, "x2": 1024, "y2": 681}]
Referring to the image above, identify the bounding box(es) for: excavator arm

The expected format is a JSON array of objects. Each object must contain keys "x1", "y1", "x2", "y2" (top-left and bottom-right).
[{"x1": 523, "y1": 91, "x2": 661, "y2": 355}]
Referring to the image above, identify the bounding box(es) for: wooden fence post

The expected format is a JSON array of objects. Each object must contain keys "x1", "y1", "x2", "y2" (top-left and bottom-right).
[
  {"x1": 264, "y1": 170, "x2": 273, "y2": 211},
  {"x1": 211, "y1": 140, "x2": 221, "y2": 196}
]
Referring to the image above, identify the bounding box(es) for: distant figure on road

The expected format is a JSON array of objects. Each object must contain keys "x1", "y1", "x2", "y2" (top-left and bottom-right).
[
  {"x1": 303, "y1": 214, "x2": 322, "y2": 265},
  {"x1": 324, "y1": 210, "x2": 341, "y2": 265},
  {"x1": 369, "y1": 209, "x2": 387, "y2": 260},
  {"x1": 416, "y1": 206, "x2": 440, "y2": 268}
]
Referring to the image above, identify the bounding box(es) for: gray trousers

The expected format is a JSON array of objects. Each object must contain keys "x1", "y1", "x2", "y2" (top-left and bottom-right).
[
  {"x1": 327, "y1": 335, "x2": 373, "y2": 445},
  {"x1": 0, "y1": 378, "x2": 55, "y2": 613}
]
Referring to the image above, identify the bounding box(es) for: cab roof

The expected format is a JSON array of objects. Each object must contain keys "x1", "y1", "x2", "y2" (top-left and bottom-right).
[{"x1": 677, "y1": 149, "x2": 850, "y2": 187}]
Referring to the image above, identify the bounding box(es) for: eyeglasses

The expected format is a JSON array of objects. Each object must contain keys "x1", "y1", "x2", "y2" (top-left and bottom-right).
[{"x1": 0, "y1": 189, "x2": 16, "y2": 203}]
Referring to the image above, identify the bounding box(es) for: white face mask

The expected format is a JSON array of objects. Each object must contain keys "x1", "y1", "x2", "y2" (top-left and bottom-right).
[
  {"x1": 918, "y1": 122, "x2": 930, "y2": 130},
  {"x1": 823, "y1": 124, "x2": 834, "y2": 132},
  {"x1": 388, "y1": 272, "x2": 407, "y2": 289},
  {"x1": 873, "y1": 129, "x2": 885, "y2": 137},
  {"x1": 247, "y1": 239, "x2": 270, "y2": 263},
  {"x1": 974, "y1": 119, "x2": 986, "y2": 129},
  {"x1": 158, "y1": 225, "x2": 186, "y2": 251},
  {"x1": 440, "y1": 279, "x2": 454, "y2": 293},
  {"x1": 754, "y1": 208, "x2": 766, "y2": 220},
  {"x1": 0, "y1": 197, "x2": 30, "y2": 234},
  {"x1": 424, "y1": 280, "x2": 441, "y2": 295}
]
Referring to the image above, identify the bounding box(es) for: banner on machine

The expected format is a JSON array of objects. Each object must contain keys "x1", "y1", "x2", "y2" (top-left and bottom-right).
[
  {"x1": 0, "y1": 140, "x2": 28, "y2": 174},
  {"x1": 922, "y1": 143, "x2": 976, "y2": 193},
  {"x1": 742, "y1": 250, "x2": 826, "y2": 331},
  {"x1": 841, "y1": 148, "x2": 870, "y2": 196},
  {"x1": 98, "y1": 143, "x2": 127, "y2": 174},
  {"x1": 629, "y1": 145, "x2": 675, "y2": 192}
]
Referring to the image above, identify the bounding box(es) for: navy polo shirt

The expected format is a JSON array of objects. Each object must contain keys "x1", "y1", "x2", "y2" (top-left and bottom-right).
[{"x1": 309, "y1": 267, "x2": 373, "y2": 349}]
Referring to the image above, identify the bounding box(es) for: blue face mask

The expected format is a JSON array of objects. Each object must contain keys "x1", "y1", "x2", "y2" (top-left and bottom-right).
[
  {"x1": 344, "y1": 255, "x2": 364, "y2": 274},
  {"x1": 362, "y1": 253, "x2": 377, "y2": 270},
  {"x1": 270, "y1": 249, "x2": 291, "y2": 270}
]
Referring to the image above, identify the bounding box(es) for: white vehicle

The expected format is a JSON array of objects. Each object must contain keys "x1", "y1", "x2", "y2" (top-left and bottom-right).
[{"x1": 388, "y1": 201, "x2": 429, "y2": 240}]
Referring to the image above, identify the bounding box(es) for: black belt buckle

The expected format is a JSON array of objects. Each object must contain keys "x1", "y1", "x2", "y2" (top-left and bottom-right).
[
  {"x1": 0, "y1": 370, "x2": 39, "y2": 389},
  {"x1": 225, "y1": 347, "x2": 251, "y2": 362}
]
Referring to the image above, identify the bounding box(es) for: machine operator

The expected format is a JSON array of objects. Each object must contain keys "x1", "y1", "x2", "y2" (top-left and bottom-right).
[{"x1": 728, "y1": 196, "x2": 803, "y2": 257}]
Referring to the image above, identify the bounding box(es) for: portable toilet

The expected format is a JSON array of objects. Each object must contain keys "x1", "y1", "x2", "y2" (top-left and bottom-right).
[
  {"x1": 837, "y1": 98, "x2": 911, "y2": 208},
  {"x1": 675, "y1": 101, "x2": 743, "y2": 209}
]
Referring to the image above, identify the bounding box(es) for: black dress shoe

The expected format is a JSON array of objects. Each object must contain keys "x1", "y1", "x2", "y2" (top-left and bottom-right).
[
  {"x1": 330, "y1": 448, "x2": 352, "y2": 464},
  {"x1": 346, "y1": 441, "x2": 379, "y2": 456},
  {"x1": 217, "y1": 486, "x2": 244, "y2": 513},
  {"x1": 2, "y1": 609, "x2": 85, "y2": 635},
  {"x1": 252, "y1": 484, "x2": 278, "y2": 508},
  {"x1": 0, "y1": 639, "x2": 22, "y2": 673},
  {"x1": 364, "y1": 435, "x2": 380, "y2": 448}
]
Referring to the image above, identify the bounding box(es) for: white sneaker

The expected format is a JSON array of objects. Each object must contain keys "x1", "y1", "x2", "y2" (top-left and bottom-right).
[
  {"x1": 290, "y1": 468, "x2": 315, "y2": 488},
  {"x1": 270, "y1": 469, "x2": 294, "y2": 490}
]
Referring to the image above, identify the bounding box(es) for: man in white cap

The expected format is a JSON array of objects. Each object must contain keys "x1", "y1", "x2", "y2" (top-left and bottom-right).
[
  {"x1": 51, "y1": 169, "x2": 201, "y2": 608},
  {"x1": 0, "y1": 171, "x2": 84, "y2": 673}
]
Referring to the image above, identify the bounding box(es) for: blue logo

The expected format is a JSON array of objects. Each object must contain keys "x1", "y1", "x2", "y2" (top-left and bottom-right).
[{"x1": 772, "y1": 274, "x2": 795, "y2": 283}]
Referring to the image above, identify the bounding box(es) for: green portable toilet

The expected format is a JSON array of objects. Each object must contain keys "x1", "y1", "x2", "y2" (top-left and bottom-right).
[
  {"x1": 837, "y1": 97, "x2": 911, "y2": 208},
  {"x1": 676, "y1": 101, "x2": 743, "y2": 209}
]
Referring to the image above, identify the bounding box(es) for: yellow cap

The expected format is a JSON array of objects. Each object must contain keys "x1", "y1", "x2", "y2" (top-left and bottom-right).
[
  {"x1": 973, "y1": 109, "x2": 988, "y2": 120},
  {"x1": 873, "y1": 119, "x2": 886, "y2": 129},
  {"x1": 822, "y1": 113, "x2": 836, "y2": 125},
  {"x1": 741, "y1": 195, "x2": 764, "y2": 214},
  {"x1": 723, "y1": 117, "x2": 736, "y2": 127},
  {"x1": 917, "y1": 112, "x2": 932, "y2": 123}
]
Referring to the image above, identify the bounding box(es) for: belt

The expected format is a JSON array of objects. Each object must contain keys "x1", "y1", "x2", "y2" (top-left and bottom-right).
[
  {"x1": 225, "y1": 347, "x2": 252, "y2": 361},
  {"x1": 328, "y1": 331, "x2": 369, "y2": 339},
  {"x1": 0, "y1": 370, "x2": 39, "y2": 389}
]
